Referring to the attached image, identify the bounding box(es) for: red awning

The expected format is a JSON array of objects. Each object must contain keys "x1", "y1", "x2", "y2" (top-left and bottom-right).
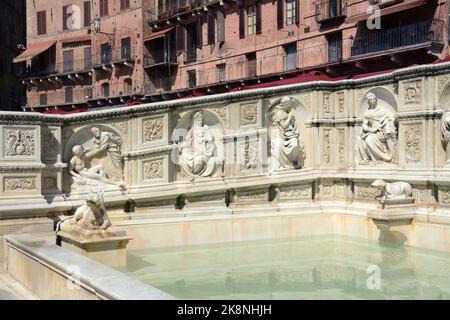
[
  {"x1": 144, "y1": 27, "x2": 174, "y2": 42},
  {"x1": 61, "y1": 34, "x2": 91, "y2": 44},
  {"x1": 13, "y1": 40, "x2": 56, "y2": 63}
]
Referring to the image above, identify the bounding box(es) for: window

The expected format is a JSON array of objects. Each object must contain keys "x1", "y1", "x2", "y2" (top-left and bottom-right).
[
  {"x1": 84, "y1": 47, "x2": 92, "y2": 69},
  {"x1": 100, "y1": 0, "x2": 109, "y2": 17},
  {"x1": 101, "y1": 83, "x2": 110, "y2": 97},
  {"x1": 246, "y1": 53, "x2": 257, "y2": 77},
  {"x1": 327, "y1": 33, "x2": 342, "y2": 63},
  {"x1": 63, "y1": 50, "x2": 74, "y2": 73},
  {"x1": 216, "y1": 64, "x2": 226, "y2": 82},
  {"x1": 63, "y1": 6, "x2": 70, "y2": 31},
  {"x1": 121, "y1": 37, "x2": 131, "y2": 60},
  {"x1": 39, "y1": 94, "x2": 47, "y2": 106},
  {"x1": 286, "y1": 0, "x2": 297, "y2": 25},
  {"x1": 120, "y1": 0, "x2": 130, "y2": 10},
  {"x1": 124, "y1": 79, "x2": 133, "y2": 95},
  {"x1": 247, "y1": 5, "x2": 256, "y2": 35},
  {"x1": 37, "y1": 11, "x2": 46, "y2": 35},
  {"x1": 84, "y1": 1, "x2": 91, "y2": 27},
  {"x1": 101, "y1": 43, "x2": 112, "y2": 64},
  {"x1": 284, "y1": 43, "x2": 297, "y2": 71},
  {"x1": 65, "y1": 87, "x2": 73, "y2": 103},
  {"x1": 187, "y1": 70, "x2": 196, "y2": 88}
]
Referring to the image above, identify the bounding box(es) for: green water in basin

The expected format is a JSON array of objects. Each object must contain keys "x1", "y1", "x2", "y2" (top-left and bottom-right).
[{"x1": 117, "y1": 236, "x2": 450, "y2": 300}]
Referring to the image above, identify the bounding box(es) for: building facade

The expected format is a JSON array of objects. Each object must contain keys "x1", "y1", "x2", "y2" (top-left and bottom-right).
[
  {"x1": 0, "y1": 0, "x2": 26, "y2": 111},
  {"x1": 17, "y1": 0, "x2": 450, "y2": 112}
]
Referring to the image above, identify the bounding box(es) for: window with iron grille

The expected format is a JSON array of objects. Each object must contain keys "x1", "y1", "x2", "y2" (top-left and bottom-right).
[
  {"x1": 102, "y1": 83, "x2": 110, "y2": 97},
  {"x1": 63, "y1": 50, "x2": 74, "y2": 73},
  {"x1": 216, "y1": 64, "x2": 226, "y2": 82}
]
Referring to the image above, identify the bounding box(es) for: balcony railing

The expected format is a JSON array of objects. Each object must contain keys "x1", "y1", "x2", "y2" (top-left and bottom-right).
[
  {"x1": 148, "y1": 0, "x2": 221, "y2": 24},
  {"x1": 351, "y1": 19, "x2": 444, "y2": 57},
  {"x1": 143, "y1": 50, "x2": 177, "y2": 68},
  {"x1": 315, "y1": 0, "x2": 347, "y2": 23},
  {"x1": 93, "y1": 47, "x2": 135, "y2": 66},
  {"x1": 23, "y1": 59, "x2": 93, "y2": 79},
  {"x1": 26, "y1": 86, "x2": 92, "y2": 107}
]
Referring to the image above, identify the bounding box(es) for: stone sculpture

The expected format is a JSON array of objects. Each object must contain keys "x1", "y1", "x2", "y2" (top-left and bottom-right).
[
  {"x1": 178, "y1": 111, "x2": 218, "y2": 179},
  {"x1": 58, "y1": 190, "x2": 112, "y2": 231},
  {"x1": 357, "y1": 92, "x2": 397, "y2": 164},
  {"x1": 69, "y1": 145, "x2": 118, "y2": 187},
  {"x1": 268, "y1": 96, "x2": 305, "y2": 172},
  {"x1": 371, "y1": 180, "x2": 412, "y2": 201},
  {"x1": 90, "y1": 127, "x2": 124, "y2": 183},
  {"x1": 441, "y1": 112, "x2": 450, "y2": 165}
]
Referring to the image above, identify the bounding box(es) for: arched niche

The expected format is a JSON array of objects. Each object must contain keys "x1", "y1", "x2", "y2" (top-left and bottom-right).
[
  {"x1": 63, "y1": 124, "x2": 124, "y2": 164},
  {"x1": 266, "y1": 96, "x2": 308, "y2": 169},
  {"x1": 359, "y1": 87, "x2": 398, "y2": 117},
  {"x1": 171, "y1": 109, "x2": 225, "y2": 178},
  {"x1": 440, "y1": 82, "x2": 450, "y2": 111}
]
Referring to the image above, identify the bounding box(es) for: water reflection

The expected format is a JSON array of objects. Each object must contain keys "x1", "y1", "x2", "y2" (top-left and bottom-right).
[{"x1": 118, "y1": 236, "x2": 450, "y2": 300}]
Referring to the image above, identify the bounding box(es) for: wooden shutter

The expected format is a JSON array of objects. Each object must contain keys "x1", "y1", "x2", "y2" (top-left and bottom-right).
[
  {"x1": 239, "y1": 7, "x2": 245, "y2": 39},
  {"x1": 84, "y1": 1, "x2": 91, "y2": 27},
  {"x1": 37, "y1": 11, "x2": 46, "y2": 35},
  {"x1": 176, "y1": 25, "x2": 185, "y2": 52},
  {"x1": 197, "y1": 19, "x2": 203, "y2": 48},
  {"x1": 277, "y1": 0, "x2": 284, "y2": 29},
  {"x1": 63, "y1": 6, "x2": 69, "y2": 30},
  {"x1": 255, "y1": 1, "x2": 262, "y2": 35},
  {"x1": 207, "y1": 14, "x2": 215, "y2": 45},
  {"x1": 295, "y1": 0, "x2": 300, "y2": 25},
  {"x1": 216, "y1": 11, "x2": 225, "y2": 43}
]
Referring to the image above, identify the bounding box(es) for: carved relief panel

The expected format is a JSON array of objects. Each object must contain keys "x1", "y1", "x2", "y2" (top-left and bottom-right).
[
  {"x1": 139, "y1": 114, "x2": 168, "y2": 147},
  {"x1": 401, "y1": 80, "x2": 423, "y2": 110},
  {"x1": 140, "y1": 156, "x2": 169, "y2": 183},
  {"x1": 0, "y1": 175, "x2": 39, "y2": 194},
  {"x1": 1, "y1": 126, "x2": 40, "y2": 162},
  {"x1": 239, "y1": 101, "x2": 261, "y2": 129},
  {"x1": 401, "y1": 122, "x2": 424, "y2": 165},
  {"x1": 41, "y1": 126, "x2": 60, "y2": 162}
]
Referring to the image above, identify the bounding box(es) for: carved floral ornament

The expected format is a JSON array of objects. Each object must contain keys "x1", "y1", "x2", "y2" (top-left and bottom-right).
[
  {"x1": 3, "y1": 177, "x2": 35, "y2": 192},
  {"x1": 144, "y1": 159, "x2": 164, "y2": 180},
  {"x1": 143, "y1": 117, "x2": 164, "y2": 142},
  {"x1": 4, "y1": 128, "x2": 35, "y2": 157}
]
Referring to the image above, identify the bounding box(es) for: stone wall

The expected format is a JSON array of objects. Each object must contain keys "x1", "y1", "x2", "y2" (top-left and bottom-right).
[{"x1": 3, "y1": 62, "x2": 450, "y2": 220}]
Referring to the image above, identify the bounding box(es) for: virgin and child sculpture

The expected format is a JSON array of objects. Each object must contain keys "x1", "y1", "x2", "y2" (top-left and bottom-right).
[{"x1": 177, "y1": 111, "x2": 219, "y2": 179}]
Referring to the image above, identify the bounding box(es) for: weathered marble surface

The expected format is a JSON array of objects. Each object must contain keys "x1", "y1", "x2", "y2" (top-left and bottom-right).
[{"x1": 1, "y1": 62, "x2": 450, "y2": 221}]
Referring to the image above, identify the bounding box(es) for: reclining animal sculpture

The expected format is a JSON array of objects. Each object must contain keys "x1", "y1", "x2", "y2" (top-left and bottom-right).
[{"x1": 371, "y1": 180, "x2": 412, "y2": 201}]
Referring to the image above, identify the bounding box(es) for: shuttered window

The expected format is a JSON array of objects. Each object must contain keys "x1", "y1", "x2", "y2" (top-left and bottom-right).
[
  {"x1": 65, "y1": 87, "x2": 73, "y2": 103},
  {"x1": 216, "y1": 11, "x2": 225, "y2": 43},
  {"x1": 176, "y1": 25, "x2": 185, "y2": 52},
  {"x1": 63, "y1": 50, "x2": 74, "y2": 73},
  {"x1": 121, "y1": 0, "x2": 130, "y2": 10},
  {"x1": 255, "y1": 1, "x2": 262, "y2": 34},
  {"x1": 37, "y1": 11, "x2": 46, "y2": 35},
  {"x1": 286, "y1": 0, "x2": 296, "y2": 25},
  {"x1": 84, "y1": 47, "x2": 92, "y2": 69},
  {"x1": 239, "y1": 7, "x2": 245, "y2": 39},
  {"x1": 100, "y1": 0, "x2": 109, "y2": 17},
  {"x1": 84, "y1": 1, "x2": 91, "y2": 27},
  {"x1": 207, "y1": 14, "x2": 215, "y2": 45},
  {"x1": 277, "y1": 0, "x2": 284, "y2": 29},
  {"x1": 247, "y1": 5, "x2": 256, "y2": 36},
  {"x1": 63, "y1": 6, "x2": 70, "y2": 31}
]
